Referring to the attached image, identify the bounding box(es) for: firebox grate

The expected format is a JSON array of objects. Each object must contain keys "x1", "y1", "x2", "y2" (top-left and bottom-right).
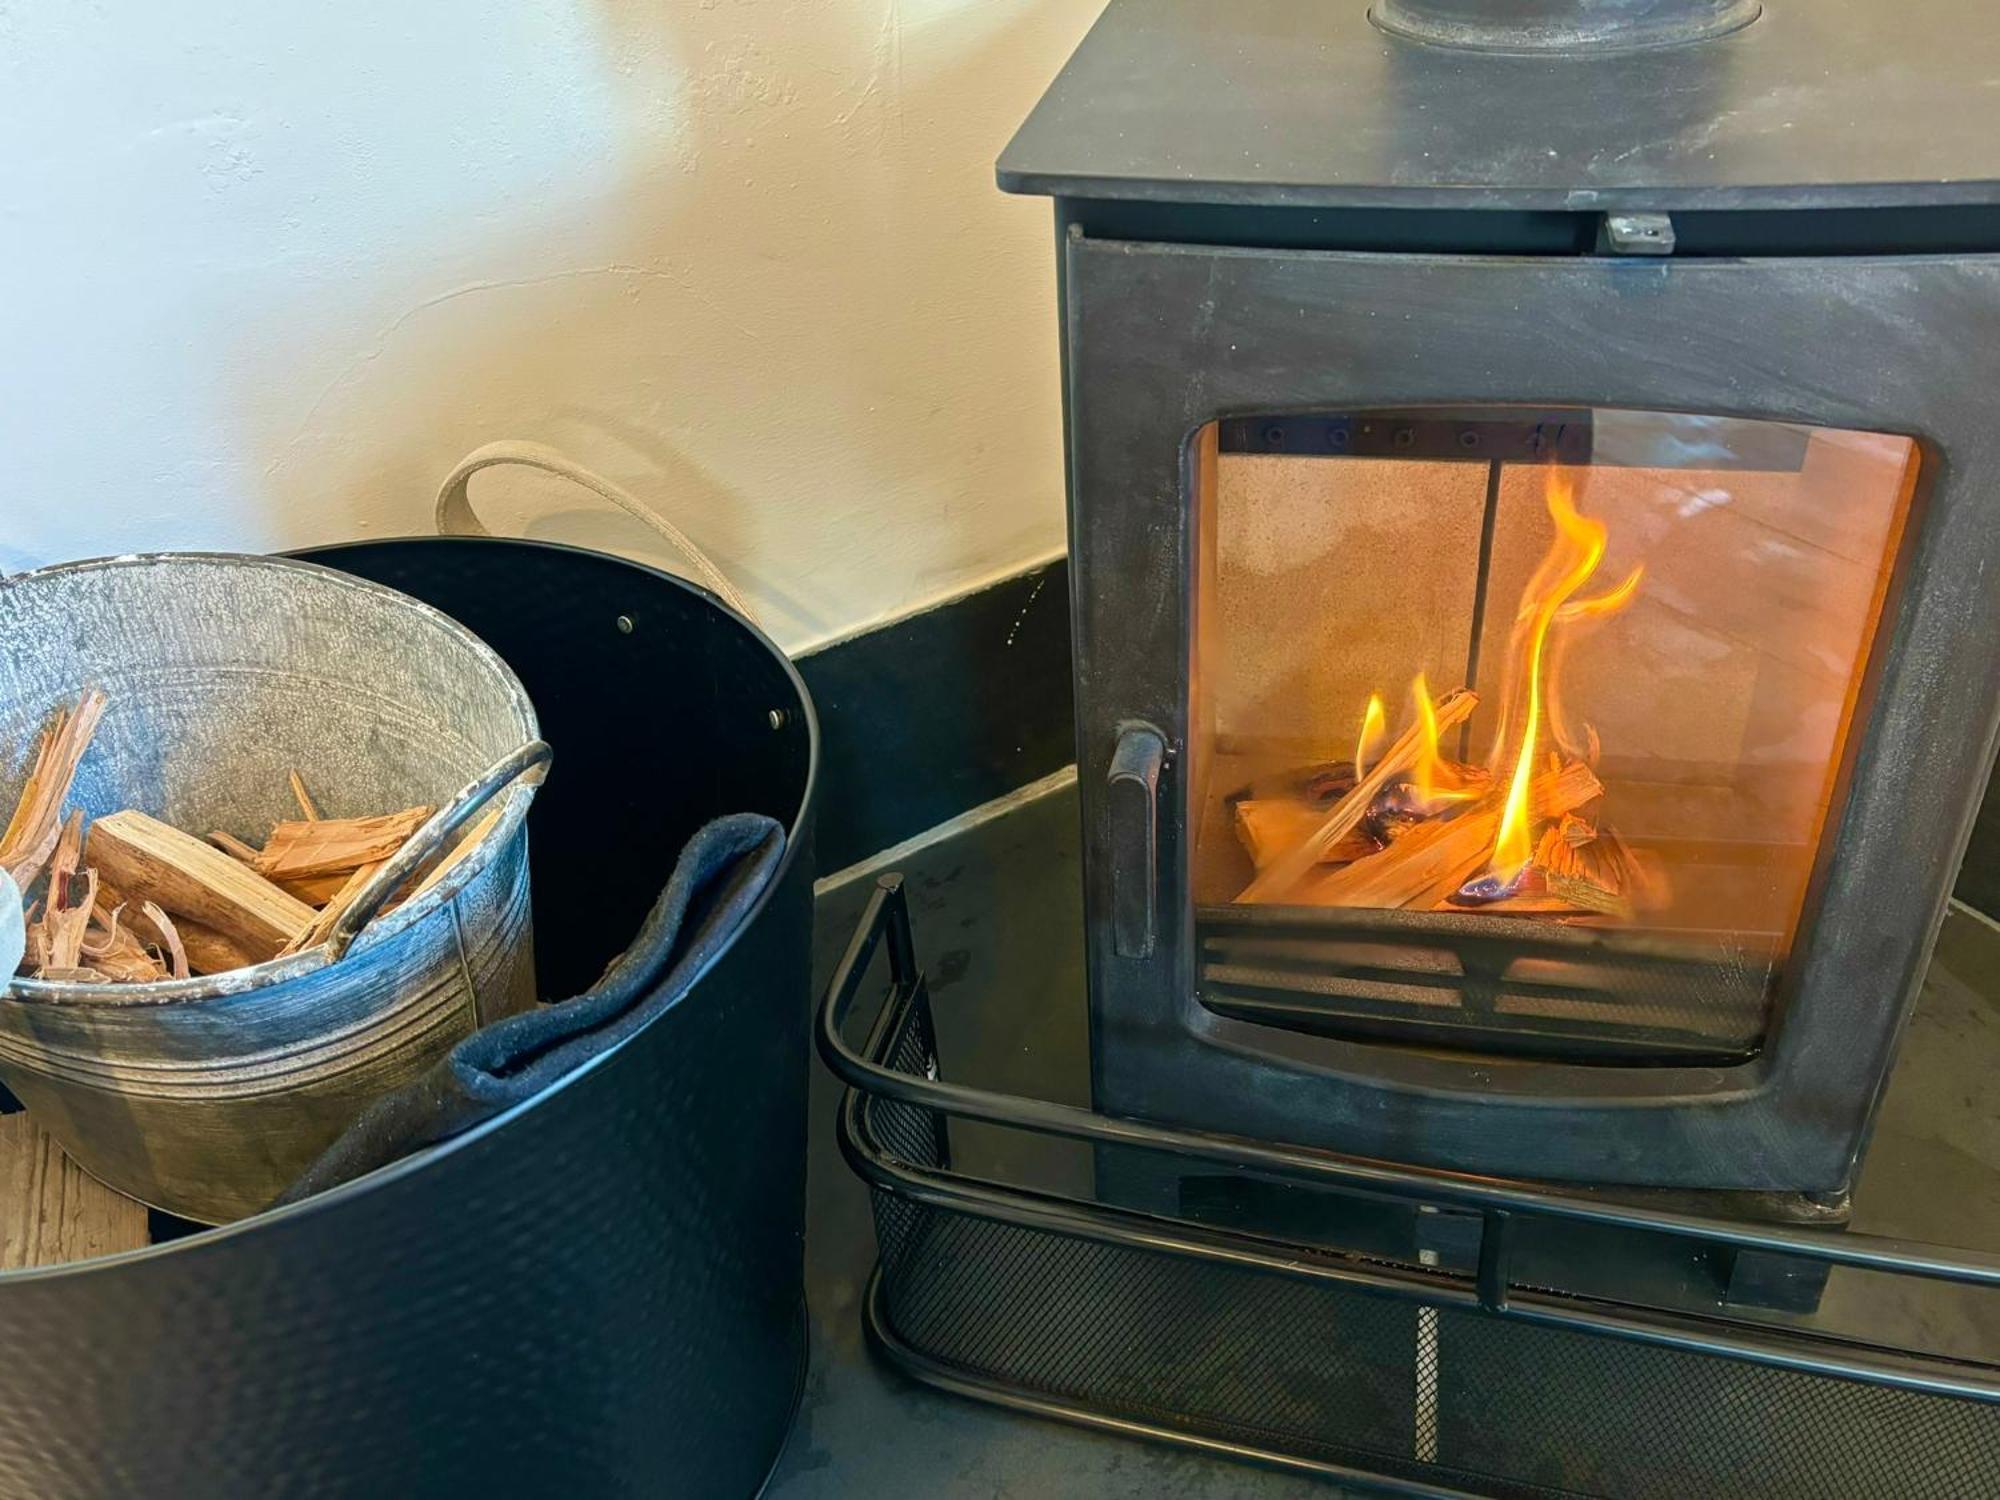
[
  {"x1": 1195, "y1": 904, "x2": 1773, "y2": 1063},
  {"x1": 826, "y1": 876, "x2": 2000, "y2": 1500}
]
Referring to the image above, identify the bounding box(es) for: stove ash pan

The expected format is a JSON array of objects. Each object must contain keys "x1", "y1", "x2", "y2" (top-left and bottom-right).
[{"x1": 1003, "y1": 0, "x2": 2000, "y2": 1197}]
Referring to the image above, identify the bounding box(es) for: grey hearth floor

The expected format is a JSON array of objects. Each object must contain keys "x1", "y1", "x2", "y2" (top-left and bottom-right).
[{"x1": 766, "y1": 775, "x2": 1999, "y2": 1499}]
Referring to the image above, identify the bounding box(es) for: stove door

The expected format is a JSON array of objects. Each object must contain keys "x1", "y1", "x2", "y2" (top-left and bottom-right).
[
  {"x1": 1063, "y1": 232, "x2": 2000, "y2": 1189},
  {"x1": 1188, "y1": 406, "x2": 1917, "y2": 1067}
]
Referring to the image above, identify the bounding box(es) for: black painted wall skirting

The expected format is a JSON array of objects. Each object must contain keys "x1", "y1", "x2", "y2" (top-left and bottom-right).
[{"x1": 797, "y1": 559, "x2": 1074, "y2": 876}]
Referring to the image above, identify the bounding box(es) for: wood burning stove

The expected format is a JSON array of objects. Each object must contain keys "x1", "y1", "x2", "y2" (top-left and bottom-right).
[{"x1": 1001, "y1": 0, "x2": 2000, "y2": 1199}]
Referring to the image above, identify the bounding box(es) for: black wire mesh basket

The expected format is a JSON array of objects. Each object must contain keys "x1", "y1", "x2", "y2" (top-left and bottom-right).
[{"x1": 821, "y1": 877, "x2": 2000, "y2": 1499}]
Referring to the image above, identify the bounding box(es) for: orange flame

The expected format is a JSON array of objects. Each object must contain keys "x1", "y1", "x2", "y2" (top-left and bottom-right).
[
  {"x1": 1354, "y1": 692, "x2": 1387, "y2": 778},
  {"x1": 1556, "y1": 564, "x2": 1644, "y2": 624},
  {"x1": 1489, "y1": 471, "x2": 1620, "y2": 882},
  {"x1": 1411, "y1": 673, "x2": 1475, "y2": 813},
  {"x1": 1546, "y1": 562, "x2": 1644, "y2": 759}
]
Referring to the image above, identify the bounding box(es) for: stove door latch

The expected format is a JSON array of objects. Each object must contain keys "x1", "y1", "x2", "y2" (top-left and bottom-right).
[
  {"x1": 1599, "y1": 212, "x2": 1676, "y2": 256},
  {"x1": 1107, "y1": 722, "x2": 1168, "y2": 960}
]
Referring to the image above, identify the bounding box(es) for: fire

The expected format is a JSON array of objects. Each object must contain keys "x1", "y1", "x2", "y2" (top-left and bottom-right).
[
  {"x1": 1353, "y1": 691, "x2": 1386, "y2": 777},
  {"x1": 1235, "y1": 465, "x2": 1655, "y2": 915},
  {"x1": 1488, "y1": 469, "x2": 1634, "y2": 883},
  {"x1": 1547, "y1": 561, "x2": 1644, "y2": 760},
  {"x1": 1410, "y1": 673, "x2": 1476, "y2": 812},
  {"x1": 1557, "y1": 565, "x2": 1644, "y2": 623}
]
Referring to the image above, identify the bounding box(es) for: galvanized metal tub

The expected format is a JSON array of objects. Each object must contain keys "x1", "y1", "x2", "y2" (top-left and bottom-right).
[
  {"x1": 0, "y1": 553, "x2": 543, "y2": 1222},
  {"x1": 0, "y1": 540, "x2": 816, "y2": 1499}
]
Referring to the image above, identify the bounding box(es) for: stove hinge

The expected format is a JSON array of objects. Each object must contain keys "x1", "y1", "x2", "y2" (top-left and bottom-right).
[{"x1": 1598, "y1": 212, "x2": 1676, "y2": 256}]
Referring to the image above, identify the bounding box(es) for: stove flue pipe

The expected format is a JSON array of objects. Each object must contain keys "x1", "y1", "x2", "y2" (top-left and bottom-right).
[{"x1": 1370, "y1": 0, "x2": 1761, "y2": 50}]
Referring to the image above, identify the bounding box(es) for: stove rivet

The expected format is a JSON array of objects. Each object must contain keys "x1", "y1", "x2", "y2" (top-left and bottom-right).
[
  {"x1": 768, "y1": 708, "x2": 789, "y2": 730},
  {"x1": 616, "y1": 614, "x2": 636, "y2": 635}
]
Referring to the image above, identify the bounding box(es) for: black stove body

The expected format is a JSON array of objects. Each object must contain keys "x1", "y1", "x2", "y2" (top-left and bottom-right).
[{"x1": 1003, "y1": 0, "x2": 2000, "y2": 1196}]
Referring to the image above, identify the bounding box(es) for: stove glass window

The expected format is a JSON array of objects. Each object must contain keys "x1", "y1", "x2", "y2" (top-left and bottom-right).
[{"x1": 1187, "y1": 409, "x2": 1920, "y2": 1062}]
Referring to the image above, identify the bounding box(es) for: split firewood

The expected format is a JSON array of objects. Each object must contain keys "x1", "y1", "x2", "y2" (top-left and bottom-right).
[
  {"x1": 39, "y1": 812, "x2": 98, "y2": 974},
  {"x1": 87, "y1": 811, "x2": 314, "y2": 962},
  {"x1": 1296, "y1": 759, "x2": 1603, "y2": 911},
  {"x1": 1363, "y1": 763, "x2": 1491, "y2": 844},
  {"x1": 46, "y1": 810, "x2": 84, "y2": 907},
  {"x1": 96, "y1": 875, "x2": 266, "y2": 977},
  {"x1": 280, "y1": 800, "x2": 480, "y2": 957},
  {"x1": 20, "y1": 904, "x2": 47, "y2": 971},
  {"x1": 136, "y1": 902, "x2": 191, "y2": 981},
  {"x1": 44, "y1": 871, "x2": 98, "y2": 974},
  {"x1": 1239, "y1": 689, "x2": 1479, "y2": 904},
  {"x1": 1235, "y1": 799, "x2": 1380, "y2": 870},
  {"x1": 208, "y1": 830, "x2": 262, "y2": 863},
  {"x1": 279, "y1": 860, "x2": 383, "y2": 958},
  {"x1": 0, "y1": 690, "x2": 107, "y2": 890},
  {"x1": 1600, "y1": 827, "x2": 1669, "y2": 911},
  {"x1": 6, "y1": 694, "x2": 473, "y2": 982},
  {"x1": 209, "y1": 830, "x2": 346, "y2": 905},
  {"x1": 1300, "y1": 764, "x2": 1358, "y2": 807},
  {"x1": 288, "y1": 770, "x2": 321, "y2": 822},
  {"x1": 1529, "y1": 819, "x2": 1633, "y2": 918},
  {"x1": 1512, "y1": 828, "x2": 1624, "y2": 924},
  {"x1": 250, "y1": 806, "x2": 432, "y2": 882},
  {"x1": 272, "y1": 870, "x2": 353, "y2": 906},
  {"x1": 79, "y1": 904, "x2": 168, "y2": 983},
  {"x1": 1521, "y1": 816, "x2": 1670, "y2": 917}
]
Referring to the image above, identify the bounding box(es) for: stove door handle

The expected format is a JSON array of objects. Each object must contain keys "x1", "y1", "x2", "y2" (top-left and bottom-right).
[{"x1": 1107, "y1": 722, "x2": 1168, "y2": 960}]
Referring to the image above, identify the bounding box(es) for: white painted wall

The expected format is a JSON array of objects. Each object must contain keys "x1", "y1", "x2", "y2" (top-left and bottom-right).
[{"x1": 0, "y1": 0, "x2": 1095, "y2": 651}]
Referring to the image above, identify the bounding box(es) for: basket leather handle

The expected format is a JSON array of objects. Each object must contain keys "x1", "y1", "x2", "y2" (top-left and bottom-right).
[
  {"x1": 322, "y1": 739, "x2": 553, "y2": 961},
  {"x1": 434, "y1": 441, "x2": 758, "y2": 622}
]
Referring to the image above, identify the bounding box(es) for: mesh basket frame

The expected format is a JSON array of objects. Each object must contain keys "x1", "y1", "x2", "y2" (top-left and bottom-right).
[{"x1": 824, "y1": 876, "x2": 2000, "y2": 1499}]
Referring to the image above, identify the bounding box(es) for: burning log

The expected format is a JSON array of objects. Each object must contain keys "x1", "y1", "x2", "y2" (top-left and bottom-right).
[
  {"x1": 1295, "y1": 758, "x2": 1603, "y2": 912},
  {"x1": 1235, "y1": 798, "x2": 1380, "y2": 870},
  {"x1": 1522, "y1": 816, "x2": 1633, "y2": 918},
  {"x1": 1238, "y1": 689, "x2": 1478, "y2": 903}
]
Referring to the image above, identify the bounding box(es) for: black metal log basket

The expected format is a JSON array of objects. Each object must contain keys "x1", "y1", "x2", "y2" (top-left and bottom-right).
[
  {"x1": 0, "y1": 539, "x2": 816, "y2": 1500},
  {"x1": 822, "y1": 877, "x2": 2000, "y2": 1500}
]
